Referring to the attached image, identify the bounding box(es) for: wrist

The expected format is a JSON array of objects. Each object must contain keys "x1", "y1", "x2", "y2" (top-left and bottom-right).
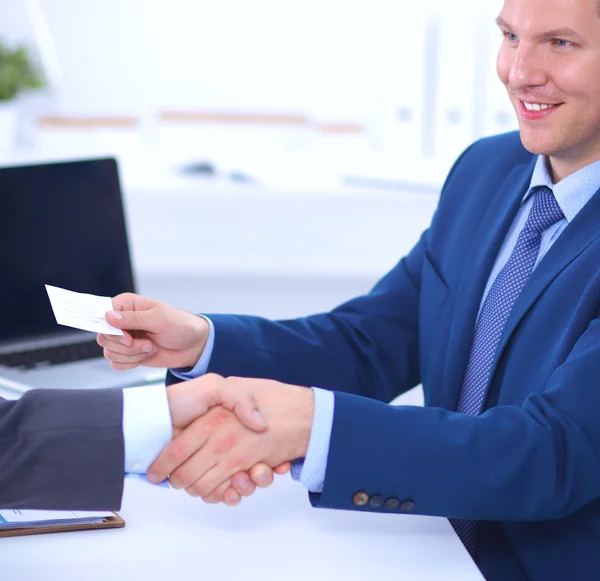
[
  {"x1": 166, "y1": 380, "x2": 202, "y2": 432},
  {"x1": 286, "y1": 386, "x2": 315, "y2": 460},
  {"x1": 254, "y1": 381, "x2": 314, "y2": 464},
  {"x1": 182, "y1": 315, "x2": 210, "y2": 368}
]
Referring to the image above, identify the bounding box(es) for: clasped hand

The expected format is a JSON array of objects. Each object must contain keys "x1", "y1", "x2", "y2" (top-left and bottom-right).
[{"x1": 152, "y1": 373, "x2": 313, "y2": 505}]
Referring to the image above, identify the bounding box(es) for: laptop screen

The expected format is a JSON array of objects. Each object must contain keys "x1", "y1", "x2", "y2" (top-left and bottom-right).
[{"x1": 0, "y1": 158, "x2": 135, "y2": 343}]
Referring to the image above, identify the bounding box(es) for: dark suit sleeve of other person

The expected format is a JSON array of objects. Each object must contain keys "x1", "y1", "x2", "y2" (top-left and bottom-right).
[{"x1": 0, "y1": 389, "x2": 125, "y2": 510}]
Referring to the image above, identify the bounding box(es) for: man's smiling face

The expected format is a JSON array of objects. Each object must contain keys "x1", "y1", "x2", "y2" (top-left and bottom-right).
[{"x1": 496, "y1": 0, "x2": 600, "y2": 180}]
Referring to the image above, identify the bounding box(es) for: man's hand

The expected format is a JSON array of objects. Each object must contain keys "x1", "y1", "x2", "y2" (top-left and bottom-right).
[
  {"x1": 164, "y1": 374, "x2": 291, "y2": 505},
  {"x1": 198, "y1": 451, "x2": 292, "y2": 506},
  {"x1": 149, "y1": 377, "x2": 314, "y2": 501},
  {"x1": 97, "y1": 293, "x2": 209, "y2": 370},
  {"x1": 167, "y1": 374, "x2": 267, "y2": 433}
]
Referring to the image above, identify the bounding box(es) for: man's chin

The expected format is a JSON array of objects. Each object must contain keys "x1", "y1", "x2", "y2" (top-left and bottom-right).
[{"x1": 517, "y1": 130, "x2": 554, "y2": 157}]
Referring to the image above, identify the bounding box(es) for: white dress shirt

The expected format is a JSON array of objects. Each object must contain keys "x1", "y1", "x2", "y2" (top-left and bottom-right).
[{"x1": 122, "y1": 385, "x2": 171, "y2": 473}]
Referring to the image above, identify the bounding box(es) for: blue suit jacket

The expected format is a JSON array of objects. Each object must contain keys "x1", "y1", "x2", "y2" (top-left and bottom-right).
[{"x1": 169, "y1": 131, "x2": 600, "y2": 580}]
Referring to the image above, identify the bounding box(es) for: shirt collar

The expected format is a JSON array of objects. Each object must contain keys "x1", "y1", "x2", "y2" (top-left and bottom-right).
[{"x1": 524, "y1": 155, "x2": 600, "y2": 223}]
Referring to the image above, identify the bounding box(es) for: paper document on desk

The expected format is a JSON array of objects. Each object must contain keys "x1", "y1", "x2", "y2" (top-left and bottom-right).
[
  {"x1": 0, "y1": 509, "x2": 113, "y2": 530},
  {"x1": 45, "y1": 284, "x2": 124, "y2": 335}
]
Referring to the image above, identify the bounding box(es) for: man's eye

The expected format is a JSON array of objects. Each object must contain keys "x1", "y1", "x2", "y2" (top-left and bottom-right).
[
  {"x1": 554, "y1": 39, "x2": 572, "y2": 48},
  {"x1": 503, "y1": 32, "x2": 518, "y2": 42}
]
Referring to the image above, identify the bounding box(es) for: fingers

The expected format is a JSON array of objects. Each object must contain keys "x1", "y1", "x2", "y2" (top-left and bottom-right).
[
  {"x1": 201, "y1": 484, "x2": 244, "y2": 506},
  {"x1": 178, "y1": 458, "x2": 271, "y2": 500},
  {"x1": 147, "y1": 414, "x2": 214, "y2": 484},
  {"x1": 99, "y1": 329, "x2": 134, "y2": 348},
  {"x1": 223, "y1": 487, "x2": 242, "y2": 506},
  {"x1": 199, "y1": 479, "x2": 236, "y2": 504},
  {"x1": 201, "y1": 467, "x2": 273, "y2": 505},
  {"x1": 273, "y1": 461, "x2": 292, "y2": 475},
  {"x1": 202, "y1": 472, "x2": 255, "y2": 505},
  {"x1": 177, "y1": 459, "x2": 222, "y2": 497},
  {"x1": 201, "y1": 470, "x2": 258, "y2": 505},
  {"x1": 200, "y1": 466, "x2": 274, "y2": 505},
  {"x1": 167, "y1": 423, "x2": 252, "y2": 497},
  {"x1": 248, "y1": 463, "x2": 274, "y2": 488},
  {"x1": 97, "y1": 330, "x2": 151, "y2": 352},
  {"x1": 202, "y1": 375, "x2": 267, "y2": 433},
  {"x1": 231, "y1": 470, "x2": 259, "y2": 495},
  {"x1": 97, "y1": 333, "x2": 155, "y2": 367}
]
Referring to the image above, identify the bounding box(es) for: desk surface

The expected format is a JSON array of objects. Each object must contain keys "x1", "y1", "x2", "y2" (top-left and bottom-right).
[{"x1": 2, "y1": 476, "x2": 483, "y2": 580}]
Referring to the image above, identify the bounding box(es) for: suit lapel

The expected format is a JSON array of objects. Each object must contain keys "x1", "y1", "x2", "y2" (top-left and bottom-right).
[
  {"x1": 486, "y1": 184, "x2": 600, "y2": 390},
  {"x1": 437, "y1": 161, "x2": 535, "y2": 411}
]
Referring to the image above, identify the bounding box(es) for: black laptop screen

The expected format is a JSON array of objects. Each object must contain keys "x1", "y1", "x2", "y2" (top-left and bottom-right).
[{"x1": 0, "y1": 158, "x2": 135, "y2": 342}]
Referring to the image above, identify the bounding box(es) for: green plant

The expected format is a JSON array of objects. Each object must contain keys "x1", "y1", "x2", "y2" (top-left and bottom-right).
[{"x1": 0, "y1": 41, "x2": 44, "y2": 101}]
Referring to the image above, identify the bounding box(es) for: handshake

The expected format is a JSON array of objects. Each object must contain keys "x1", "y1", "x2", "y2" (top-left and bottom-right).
[
  {"x1": 153, "y1": 374, "x2": 314, "y2": 505},
  {"x1": 97, "y1": 293, "x2": 315, "y2": 506}
]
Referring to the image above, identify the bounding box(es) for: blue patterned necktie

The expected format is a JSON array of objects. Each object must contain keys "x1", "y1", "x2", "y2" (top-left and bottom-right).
[{"x1": 450, "y1": 186, "x2": 564, "y2": 559}]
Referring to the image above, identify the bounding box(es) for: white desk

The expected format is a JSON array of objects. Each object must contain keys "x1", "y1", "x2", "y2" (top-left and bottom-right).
[{"x1": 2, "y1": 476, "x2": 483, "y2": 581}]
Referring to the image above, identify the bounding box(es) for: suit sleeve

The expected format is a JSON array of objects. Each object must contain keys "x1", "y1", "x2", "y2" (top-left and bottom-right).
[
  {"x1": 0, "y1": 389, "x2": 125, "y2": 510},
  {"x1": 166, "y1": 233, "x2": 426, "y2": 401},
  {"x1": 202, "y1": 232, "x2": 425, "y2": 403},
  {"x1": 309, "y1": 317, "x2": 600, "y2": 521}
]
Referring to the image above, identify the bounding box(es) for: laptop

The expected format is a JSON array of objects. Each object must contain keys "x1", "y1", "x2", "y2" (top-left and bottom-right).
[{"x1": 0, "y1": 157, "x2": 165, "y2": 392}]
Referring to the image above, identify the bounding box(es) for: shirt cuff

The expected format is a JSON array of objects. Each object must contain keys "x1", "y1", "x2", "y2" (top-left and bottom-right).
[
  {"x1": 170, "y1": 316, "x2": 215, "y2": 380},
  {"x1": 122, "y1": 385, "x2": 172, "y2": 473},
  {"x1": 290, "y1": 387, "x2": 334, "y2": 493}
]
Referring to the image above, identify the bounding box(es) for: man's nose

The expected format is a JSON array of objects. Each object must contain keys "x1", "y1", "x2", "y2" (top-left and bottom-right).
[{"x1": 509, "y1": 45, "x2": 547, "y2": 89}]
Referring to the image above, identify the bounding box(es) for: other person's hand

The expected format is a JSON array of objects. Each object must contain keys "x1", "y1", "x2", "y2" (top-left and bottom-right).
[
  {"x1": 165, "y1": 374, "x2": 291, "y2": 505},
  {"x1": 150, "y1": 376, "x2": 313, "y2": 502}
]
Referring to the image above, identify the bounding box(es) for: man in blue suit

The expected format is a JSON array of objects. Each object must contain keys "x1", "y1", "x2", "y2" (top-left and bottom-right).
[{"x1": 98, "y1": 0, "x2": 600, "y2": 578}]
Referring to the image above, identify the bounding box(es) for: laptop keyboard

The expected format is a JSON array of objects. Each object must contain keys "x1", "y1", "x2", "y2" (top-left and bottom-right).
[{"x1": 0, "y1": 341, "x2": 103, "y2": 369}]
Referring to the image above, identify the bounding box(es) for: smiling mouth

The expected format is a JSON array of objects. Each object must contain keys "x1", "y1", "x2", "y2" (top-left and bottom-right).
[{"x1": 521, "y1": 101, "x2": 561, "y2": 112}]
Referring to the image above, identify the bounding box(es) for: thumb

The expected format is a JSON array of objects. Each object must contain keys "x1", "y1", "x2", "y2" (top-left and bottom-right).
[
  {"x1": 202, "y1": 380, "x2": 267, "y2": 433},
  {"x1": 111, "y1": 292, "x2": 157, "y2": 312},
  {"x1": 167, "y1": 378, "x2": 268, "y2": 432},
  {"x1": 106, "y1": 308, "x2": 161, "y2": 333}
]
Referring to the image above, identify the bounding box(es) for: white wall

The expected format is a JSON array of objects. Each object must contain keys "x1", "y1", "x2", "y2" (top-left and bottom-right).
[{"x1": 1, "y1": 0, "x2": 515, "y2": 163}]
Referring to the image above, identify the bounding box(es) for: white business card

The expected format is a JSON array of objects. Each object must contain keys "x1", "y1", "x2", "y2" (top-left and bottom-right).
[{"x1": 45, "y1": 284, "x2": 124, "y2": 335}]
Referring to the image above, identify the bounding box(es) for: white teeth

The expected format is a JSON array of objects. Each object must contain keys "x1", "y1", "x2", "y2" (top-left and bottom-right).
[{"x1": 523, "y1": 101, "x2": 556, "y2": 111}]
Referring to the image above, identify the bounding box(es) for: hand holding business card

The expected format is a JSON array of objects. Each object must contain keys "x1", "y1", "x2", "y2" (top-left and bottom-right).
[{"x1": 45, "y1": 284, "x2": 124, "y2": 336}]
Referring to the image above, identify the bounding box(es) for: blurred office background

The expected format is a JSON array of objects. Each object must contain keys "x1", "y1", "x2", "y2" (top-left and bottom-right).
[{"x1": 0, "y1": 0, "x2": 512, "y2": 402}]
